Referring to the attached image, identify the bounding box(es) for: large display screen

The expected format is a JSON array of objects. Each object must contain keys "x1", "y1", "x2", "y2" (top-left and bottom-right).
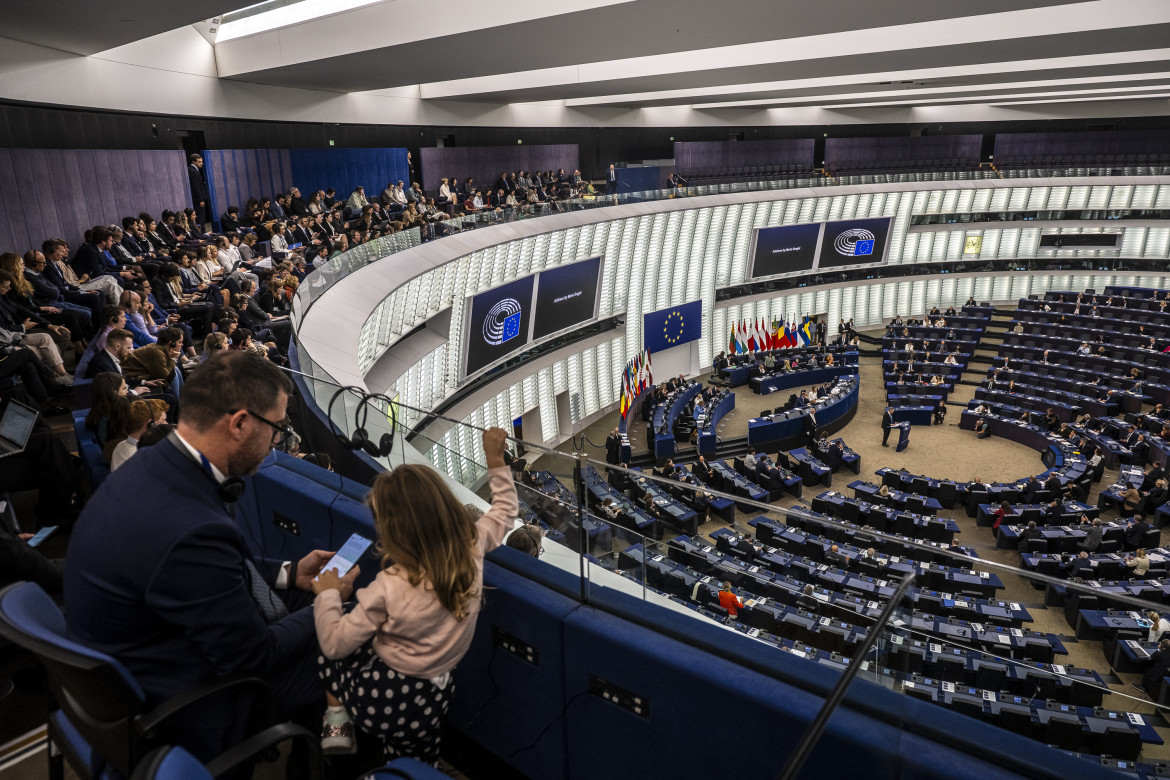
[
  {"x1": 817, "y1": 217, "x2": 893, "y2": 268},
  {"x1": 750, "y1": 222, "x2": 822, "y2": 278},
  {"x1": 532, "y1": 256, "x2": 603, "y2": 340},
  {"x1": 463, "y1": 274, "x2": 536, "y2": 377}
]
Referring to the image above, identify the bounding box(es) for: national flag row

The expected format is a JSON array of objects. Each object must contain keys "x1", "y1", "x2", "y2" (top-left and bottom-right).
[
  {"x1": 618, "y1": 349, "x2": 653, "y2": 419},
  {"x1": 727, "y1": 315, "x2": 816, "y2": 355}
]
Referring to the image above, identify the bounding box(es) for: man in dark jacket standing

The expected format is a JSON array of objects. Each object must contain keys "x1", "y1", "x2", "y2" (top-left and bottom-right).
[
  {"x1": 881, "y1": 407, "x2": 894, "y2": 447},
  {"x1": 188, "y1": 153, "x2": 211, "y2": 228}
]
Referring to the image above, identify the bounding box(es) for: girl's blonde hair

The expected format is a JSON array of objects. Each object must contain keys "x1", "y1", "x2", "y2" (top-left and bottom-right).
[{"x1": 368, "y1": 464, "x2": 480, "y2": 620}]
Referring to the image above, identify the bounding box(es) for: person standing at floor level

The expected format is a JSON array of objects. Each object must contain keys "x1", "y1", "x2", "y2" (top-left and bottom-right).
[
  {"x1": 605, "y1": 164, "x2": 617, "y2": 195},
  {"x1": 881, "y1": 406, "x2": 894, "y2": 447},
  {"x1": 605, "y1": 426, "x2": 621, "y2": 465}
]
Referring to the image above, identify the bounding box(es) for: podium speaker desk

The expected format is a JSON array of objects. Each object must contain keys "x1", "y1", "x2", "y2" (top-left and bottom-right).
[{"x1": 892, "y1": 421, "x2": 911, "y2": 451}]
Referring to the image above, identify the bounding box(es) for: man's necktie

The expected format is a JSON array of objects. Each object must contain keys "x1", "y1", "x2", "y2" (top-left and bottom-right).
[{"x1": 243, "y1": 558, "x2": 289, "y2": 623}]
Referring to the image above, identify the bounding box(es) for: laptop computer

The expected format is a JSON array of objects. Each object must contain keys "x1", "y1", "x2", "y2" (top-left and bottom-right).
[{"x1": 0, "y1": 400, "x2": 38, "y2": 458}]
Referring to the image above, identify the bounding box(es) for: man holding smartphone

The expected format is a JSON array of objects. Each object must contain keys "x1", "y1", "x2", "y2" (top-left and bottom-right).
[
  {"x1": 64, "y1": 352, "x2": 361, "y2": 762},
  {"x1": 0, "y1": 521, "x2": 63, "y2": 594}
]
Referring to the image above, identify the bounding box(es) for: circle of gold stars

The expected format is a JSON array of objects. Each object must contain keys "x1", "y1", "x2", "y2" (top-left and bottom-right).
[{"x1": 663, "y1": 311, "x2": 685, "y2": 343}]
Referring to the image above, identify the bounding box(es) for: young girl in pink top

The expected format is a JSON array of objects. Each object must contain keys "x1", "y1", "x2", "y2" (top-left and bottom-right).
[{"x1": 312, "y1": 428, "x2": 517, "y2": 762}]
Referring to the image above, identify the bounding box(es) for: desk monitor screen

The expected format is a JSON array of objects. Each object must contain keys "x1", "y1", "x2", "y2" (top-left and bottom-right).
[
  {"x1": 750, "y1": 222, "x2": 821, "y2": 278},
  {"x1": 817, "y1": 217, "x2": 893, "y2": 269}
]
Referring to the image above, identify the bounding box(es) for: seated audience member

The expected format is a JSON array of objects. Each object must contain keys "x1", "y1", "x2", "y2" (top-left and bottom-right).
[
  {"x1": 71, "y1": 225, "x2": 137, "y2": 287},
  {"x1": 41, "y1": 238, "x2": 116, "y2": 311},
  {"x1": 797, "y1": 584, "x2": 820, "y2": 612},
  {"x1": 1127, "y1": 547, "x2": 1151, "y2": 577},
  {"x1": 123, "y1": 326, "x2": 185, "y2": 398},
  {"x1": 84, "y1": 371, "x2": 130, "y2": 447},
  {"x1": 1017, "y1": 520, "x2": 1042, "y2": 551},
  {"x1": 201, "y1": 331, "x2": 230, "y2": 362},
  {"x1": 109, "y1": 398, "x2": 155, "y2": 469},
  {"x1": 0, "y1": 270, "x2": 73, "y2": 385},
  {"x1": 1125, "y1": 515, "x2": 1151, "y2": 549},
  {"x1": 505, "y1": 524, "x2": 544, "y2": 558},
  {"x1": 154, "y1": 262, "x2": 215, "y2": 338},
  {"x1": 717, "y1": 581, "x2": 745, "y2": 618},
  {"x1": 312, "y1": 427, "x2": 514, "y2": 760},
  {"x1": 1077, "y1": 518, "x2": 1104, "y2": 553},
  {"x1": 67, "y1": 352, "x2": 354, "y2": 764},
  {"x1": 0, "y1": 514, "x2": 65, "y2": 594},
  {"x1": 0, "y1": 347, "x2": 70, "y2": 416},
  {"x1": 3, "y1": 252, "x2": 88, "y2": 353},
  {"x1": 1147, "y1": 611, "x2": 1170, "y2": 643},
  {"x1": 1067, "y1": 551, "x2": 1093, "y2": 579}
]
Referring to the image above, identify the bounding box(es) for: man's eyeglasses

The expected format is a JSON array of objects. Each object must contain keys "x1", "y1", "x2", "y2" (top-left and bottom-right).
[{"x1": 244, "y1": 410, "x2": 293, "y2": 446}]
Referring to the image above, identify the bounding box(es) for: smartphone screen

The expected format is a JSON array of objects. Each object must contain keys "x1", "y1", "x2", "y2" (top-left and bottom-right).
[
  {"x1": 27, "y1": 526, "x2": 58, "y2": 547},
  {"x1": 320, "y1": 533, "x2": 372, "y2": 578}
]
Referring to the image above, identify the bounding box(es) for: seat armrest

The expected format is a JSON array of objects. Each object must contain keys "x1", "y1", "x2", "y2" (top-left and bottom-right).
[
  {"x1": 205, "y1": 723, "x2": 320, "y2": 780},
  {"x1": 135, "y1": 675, "x2": 273, "y2": 739}
]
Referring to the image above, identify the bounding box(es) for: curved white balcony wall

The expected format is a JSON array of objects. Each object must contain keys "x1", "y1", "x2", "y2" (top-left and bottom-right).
[{"x1": 296, "y1": 176, "x2": 1170, "y2": 481}]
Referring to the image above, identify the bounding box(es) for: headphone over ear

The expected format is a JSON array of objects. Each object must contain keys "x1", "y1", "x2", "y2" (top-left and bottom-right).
[
  {"x1": 325, "y1": 386, "x2": 396, "y2": 459},
  {"x1": 166, "y1": 430, "x2": 248, "y2": 504}
]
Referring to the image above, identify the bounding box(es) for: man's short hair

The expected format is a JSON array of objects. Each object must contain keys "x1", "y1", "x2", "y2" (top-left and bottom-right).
[
  {"x1": 189, "y1": 153, "x2": 201, "y2": 163},
  {"x1": 42, "y1": 238, "x2": 67, "y2": 256},
  {"x1": 91, "y1": 226, "x2": 114, "y2": 244},
  {"x1": 180, "y1": 351, "x2": 293, "y2": 431},
  {"x1": 107, "y1": 328, "x2": 133, "y2": 344}
]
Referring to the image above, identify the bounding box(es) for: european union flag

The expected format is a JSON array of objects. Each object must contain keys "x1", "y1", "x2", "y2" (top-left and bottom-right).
[
  {"x1": 853, "y1": 239, "x2": 875, "y2": 256},
  {"x1": 643, "y1": 300, "x2": 702, "y2": 353},
  {"x1": 501, "y1": 311, "x2": 522, "y2": 342}
]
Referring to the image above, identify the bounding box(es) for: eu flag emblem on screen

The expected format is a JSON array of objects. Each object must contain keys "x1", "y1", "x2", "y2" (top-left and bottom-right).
[
  {"x1": 853, "y1": 239, "x2": 875, "y2": 256},
  {"x1": 501, "y1": 311, "x2": 522, "y2": 342}
]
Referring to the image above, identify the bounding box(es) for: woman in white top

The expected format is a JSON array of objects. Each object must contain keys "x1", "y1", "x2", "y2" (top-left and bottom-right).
[
  {"x1": 308, "y1": 190, "x2": 324, "y2": 215},
  {"x1": 438, "y1": 178, "x2": 452, "y2": 204},
  {"x1": 1146, "y1": 611, "x2": 1170, "y2": 643},
  {"x1": 269, "y1": 223, "x2": 290, "y2": 257},
  {"x1": 192, "y1": 245, "x2": 222, "y2": 284},
  {"x1": 944, "y1": 353, "x2": 958, "y2": 365}
]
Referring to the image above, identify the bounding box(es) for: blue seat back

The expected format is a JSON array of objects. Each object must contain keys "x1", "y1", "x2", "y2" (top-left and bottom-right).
[{"x1": 0, "y1": 582, "x2": 146, "y2": 776}]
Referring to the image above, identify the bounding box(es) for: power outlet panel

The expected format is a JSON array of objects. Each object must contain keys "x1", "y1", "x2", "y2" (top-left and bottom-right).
[
  {"x1": 492, "y1": 626, "x2": 539, "y2": 665},
  {"x1": 274, "y1": 512, "x2": 300, "y2": 536},
  {"x1": 589, "y1": 675, "x2": 649, "y2": 718}
]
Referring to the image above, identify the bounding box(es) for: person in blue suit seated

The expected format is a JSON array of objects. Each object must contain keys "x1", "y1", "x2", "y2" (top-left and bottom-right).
[{"x1": 64, "y1": 351, "x2": 361, "y2": 762}]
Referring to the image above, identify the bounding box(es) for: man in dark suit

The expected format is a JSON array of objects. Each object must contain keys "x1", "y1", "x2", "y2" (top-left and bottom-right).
[
  {"x1": 605, "y1": 427, "x2": 621, "y2": 465},
  {"x1": 188, "y1": 153, "x2": 210, "y2": 227},
  {"x1": 64, "y1": 353, "x2": 359, "y2": 762},
  {"x1": 605, "y1": 164, "x2": 617, "y2": 195},
  {"x1": 1126, "y1": 515, "x2": 1151, "y2": 550},
  {"x1": 1137, "y1": 638, "x2": 1170, "y2": 696},
  {"x1": 881, "y1": 407, "x2": 894, "y2": 447},
  {"x1": 1066, "y1": 551, "x2": 1094, "y2": 579},
  {"x1": 797, "y1": 584, "x2": 820, "y2": 612},
  {"x1": 1132, "y1": 434, "x2": 1150, "y2": 466}
]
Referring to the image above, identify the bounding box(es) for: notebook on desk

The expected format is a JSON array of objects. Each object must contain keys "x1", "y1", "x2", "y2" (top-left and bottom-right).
[{"x1": 0, "y1": 400, "x2": 37, "y2": 458}]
